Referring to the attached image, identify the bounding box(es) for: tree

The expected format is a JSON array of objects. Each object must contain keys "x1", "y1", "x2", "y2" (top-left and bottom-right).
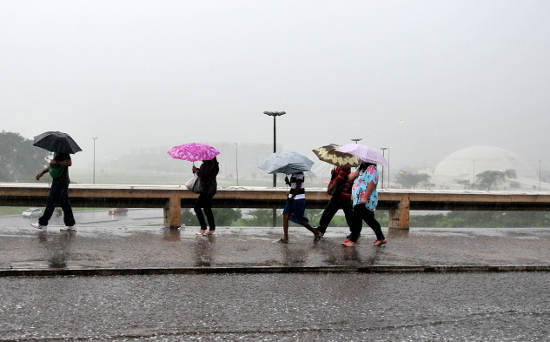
[
  {"x1": 395, "y1": 171, "x2": 431, "y2": 189},
  {"x1": 474, "y1": 169, "x2": 516, "y2": 190},
  {"x1": 456, "y1": 179, "x2": 472, "y2": 189},
  {"x1": 0, "y1": 131, "x2": 49, "y2": 182}
]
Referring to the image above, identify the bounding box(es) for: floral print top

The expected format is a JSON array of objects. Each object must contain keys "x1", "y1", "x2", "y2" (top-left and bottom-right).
[{"x1": 351, "y1": 165, "x2": 379, "y2": 211}]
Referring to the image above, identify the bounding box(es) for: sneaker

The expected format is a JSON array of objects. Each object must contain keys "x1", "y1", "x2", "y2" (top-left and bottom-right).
[
  {"x1": 373, "y1": 238, "x2": 387, "y2": 247},
  {"x1": 31, "y1": 223, "x2": 47, "y2": 230},
  {"x1": 60, "y1": 226, "x2": 76, "y2": 232}
]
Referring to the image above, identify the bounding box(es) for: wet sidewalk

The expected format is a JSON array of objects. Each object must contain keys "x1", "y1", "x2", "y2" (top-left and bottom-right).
[{"x1": 1, "y1": 224, "x2": 549, "y2": 275}]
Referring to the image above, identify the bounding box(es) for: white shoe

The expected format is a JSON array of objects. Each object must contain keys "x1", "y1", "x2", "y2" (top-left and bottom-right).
[
  {"x1": 60, "y1": 226, "x2": 76, "y2": 232},
  {"x1": 31, "y1": 223, "x2": 47, "y2": 230}
]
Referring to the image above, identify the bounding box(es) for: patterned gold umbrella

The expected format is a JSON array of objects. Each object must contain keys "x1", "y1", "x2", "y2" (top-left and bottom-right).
[{"x1": 312, "y1": 144, "x2": 360, "y2": 167}]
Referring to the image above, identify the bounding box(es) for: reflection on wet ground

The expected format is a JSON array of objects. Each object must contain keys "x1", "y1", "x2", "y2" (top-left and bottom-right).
[
  {"x1": 0, "y1": 208, "x2": 549, "y2": 269},
  {"x1": 1, "y1": 222, "x2": 549, "y2": 270}
]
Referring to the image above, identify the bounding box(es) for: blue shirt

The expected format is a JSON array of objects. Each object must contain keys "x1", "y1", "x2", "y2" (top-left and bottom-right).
[{"x1": 351, "y1": 165, "x2": 379, "y2": 211}]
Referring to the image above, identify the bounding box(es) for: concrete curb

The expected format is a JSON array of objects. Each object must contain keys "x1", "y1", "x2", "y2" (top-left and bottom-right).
[{"x1": 1, "y1": 265, "x2": 549, "y2": 277}]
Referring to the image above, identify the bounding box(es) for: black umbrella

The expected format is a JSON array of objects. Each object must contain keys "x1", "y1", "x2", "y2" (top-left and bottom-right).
[{"x1": 33, "y1": 131, "x2": 82, "y2": 154}]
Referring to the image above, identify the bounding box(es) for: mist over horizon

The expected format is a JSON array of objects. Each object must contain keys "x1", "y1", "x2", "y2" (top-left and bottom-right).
[{"x1": 2, "y1": 1, "x2": 549, "y2": 184}]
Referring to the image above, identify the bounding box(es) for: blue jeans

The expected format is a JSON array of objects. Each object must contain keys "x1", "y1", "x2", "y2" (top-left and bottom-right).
[
  {"x1": 283, "y1": 198, "x2": 308, "y2": 224},
  {"x1": 39, "y1": 179, "x2": 75, "y2": 227}
]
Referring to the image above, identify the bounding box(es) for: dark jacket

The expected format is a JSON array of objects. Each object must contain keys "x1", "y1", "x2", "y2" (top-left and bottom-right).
[{"x1": 197, "y1": 158, "x2": 219, "y2": 195}]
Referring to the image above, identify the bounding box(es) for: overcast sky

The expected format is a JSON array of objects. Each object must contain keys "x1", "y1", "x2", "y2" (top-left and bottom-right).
[{"x1": 1, "y1": 0, "x2": 549, "y2": 171}]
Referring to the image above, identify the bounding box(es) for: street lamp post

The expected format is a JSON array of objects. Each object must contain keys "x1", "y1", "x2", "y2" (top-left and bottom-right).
[
  {"x1": 92, "y1": 137, "x2": 98, "y2": 184},
  {"x1": 235, "y1": 142, "x2": 239, "y2": 186},
  {"x1": 264, "y1": 111, "x2": 286, "y2": 227},
  {"x1": 539, "y1": 160, "x2": 542, "y2": 190},
  {"x1": 387, "y1": 147, "x2": 391, "y2": 188},
  {"x1": 380, "y1": 147, "x2": 388, "y2": 188}
]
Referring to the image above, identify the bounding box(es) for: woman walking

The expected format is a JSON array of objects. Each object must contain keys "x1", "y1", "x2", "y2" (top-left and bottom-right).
[
  {"x1": 192, "y1": 157, "x2": 219, "y2": 235},
  {"x1": 341, "y1": 162, "x2": 387, "y2": 247}
]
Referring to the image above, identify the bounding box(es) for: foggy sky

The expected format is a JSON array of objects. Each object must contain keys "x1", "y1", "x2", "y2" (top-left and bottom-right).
[{"x1": 1, "y1": 0, "x2": 549, "y2": 172}]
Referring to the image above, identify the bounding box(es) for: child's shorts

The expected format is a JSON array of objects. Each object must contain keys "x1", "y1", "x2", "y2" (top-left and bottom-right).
[{"x1": 283, "y1": 198, "x2": 309, "y2": 223}]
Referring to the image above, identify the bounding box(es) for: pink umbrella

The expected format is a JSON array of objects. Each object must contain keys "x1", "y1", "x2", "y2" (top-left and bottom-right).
[
  {"x1": 168, "y1": 143, "x2": 220, "y2": 162},
  {"x1": 336, "y1": 144, "x2": 388, "y2": 166}
]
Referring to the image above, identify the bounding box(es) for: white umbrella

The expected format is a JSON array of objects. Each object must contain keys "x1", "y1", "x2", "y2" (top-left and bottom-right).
[
  {"x1": 258, "y1": 152, "x2": 314, "y2": 174},
  {"x1": 336, "y1": 144, "x2": 388, "y2": 166}
]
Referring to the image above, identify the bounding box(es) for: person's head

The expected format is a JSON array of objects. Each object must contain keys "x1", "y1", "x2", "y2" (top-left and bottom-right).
[
  {"x1": 358, "y1": 161, "x2": 376, "y2": 172},
  {"x1": 200, "y1": 157, "x2": 219, "y2": 177},
  {"x1": 202, "y1": 157, "x2": 218, "y2": 166}
]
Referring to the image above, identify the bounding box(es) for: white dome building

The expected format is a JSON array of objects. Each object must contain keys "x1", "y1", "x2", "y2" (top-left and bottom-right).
[{"x1": 432, "y1": 146, "x2": 540, "y2": 190}]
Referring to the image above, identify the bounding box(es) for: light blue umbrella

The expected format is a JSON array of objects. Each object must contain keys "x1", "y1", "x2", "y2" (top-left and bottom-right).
[{"x1": 258, "y1": 152, "x2": 314, "y2": 174}]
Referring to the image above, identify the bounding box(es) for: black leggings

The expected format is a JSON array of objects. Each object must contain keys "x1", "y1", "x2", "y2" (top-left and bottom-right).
[
  {"x1": 318, "y1": 196, "x2": 353, "y2": 233},
  {"x1": 194, "y1": 192, "x2": 215, "y2": 230},
  {"x1": 349, "y1": 205, "x2": 384, "y2": 243}
]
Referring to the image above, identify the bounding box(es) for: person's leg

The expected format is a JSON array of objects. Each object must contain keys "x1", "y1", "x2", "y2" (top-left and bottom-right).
[
  {"x1": 38, "y1": 180, "x2": 62, "y2": 226},
  {"x1": 317, "y1": 197, "x2": 339, "y2": 234},
  {"x1": 293, "y1": 199, "x2": 320, "y2": 239},
  {"x1": 364, "y1": 210, "x2": 385, "y2": 242},
  {"x1": 59, "y1": 181, "x2": 75, "y2": 227},
  {"x1": 281, "y1": 199, "x2": 292, "y2": 243},
  {"x1": 282, "y1": 213, "x2": 290, "y2": 242},
  {"x1": 342, "y1": 198, "x2": 355, "y2": 234},
  {"x1": 348, "y1": 205, "x2": 364, "y2": 243},
  {"x1": 193, "y1": 194, "x2": 208, "y2": 232},
  {"x1": 203, "y1": 194, "x2": 216, "y2": 232}
]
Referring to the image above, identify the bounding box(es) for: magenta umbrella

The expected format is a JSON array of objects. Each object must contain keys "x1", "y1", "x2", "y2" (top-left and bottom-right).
[{"x1": 167, "y1": 143, "x2": 220, "y2": 162}]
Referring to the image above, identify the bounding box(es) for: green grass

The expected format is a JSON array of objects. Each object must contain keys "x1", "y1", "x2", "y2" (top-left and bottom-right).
[
  {"x1": 0, "y1": 206, "x2": 109, "y2": 216},
  {"x1": 0, "y1": 207, "x2": 30, "y2": 216}
]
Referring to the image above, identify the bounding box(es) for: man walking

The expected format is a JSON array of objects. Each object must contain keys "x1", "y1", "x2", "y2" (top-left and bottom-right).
[{"x1": 32, "y1": 152, "x2": 76, "y2": 231}]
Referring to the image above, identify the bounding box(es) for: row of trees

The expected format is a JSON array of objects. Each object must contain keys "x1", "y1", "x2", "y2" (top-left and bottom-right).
[
  {"x1": 181, "y1": 208, "x2": 331, "y2": 227},
  {"x1": 181, "y1": 208, "x2": 550, "y2": 228}
]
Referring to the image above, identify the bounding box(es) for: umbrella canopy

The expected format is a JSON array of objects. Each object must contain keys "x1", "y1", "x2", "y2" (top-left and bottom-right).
[
  {"x1": 259, "y1": 152, "x2": 314, "y2": 175},
  {"x1": 336, "y1": 144, "x2": 388, "y2": 166},
  {"x1": 168, "y1": 143, "x2": 220, "y2": 162},
  {"x1": 312, "y1": 144, "x2": 360, "y2": 167},
  {"x1": 33, "y1": 131, "x2": 82, "y2": 154}
]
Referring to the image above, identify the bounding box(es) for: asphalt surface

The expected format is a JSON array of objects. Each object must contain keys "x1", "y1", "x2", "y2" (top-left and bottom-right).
[{"x1": 1, "y1": 273, "x2": 548, "y2": 341}]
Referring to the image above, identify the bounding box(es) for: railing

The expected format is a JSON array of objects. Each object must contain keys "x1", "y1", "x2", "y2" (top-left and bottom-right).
[{"x1": 2, "y1": 183, "x2": 550, "y2": 228}]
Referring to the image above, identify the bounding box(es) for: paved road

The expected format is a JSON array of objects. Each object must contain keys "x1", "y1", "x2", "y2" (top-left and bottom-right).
[{"x1": 1, "y1": 273, "x2": 548, "y2": 341}]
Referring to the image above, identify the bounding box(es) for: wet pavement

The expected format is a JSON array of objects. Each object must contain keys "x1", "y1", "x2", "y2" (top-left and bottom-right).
[
  {"x1": 0, "y1": 273, "x2": 548, "y2": 340},
  {"x1": 0, "y1": 209, "x2": 549, "y2": 271}
]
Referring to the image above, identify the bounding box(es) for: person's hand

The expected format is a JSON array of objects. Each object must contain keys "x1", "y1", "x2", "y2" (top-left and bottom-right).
[
  {"x1": 192, "y1": 165, "x2": 198, "y2": 173},
  {"x1": 36, "y1": 172, "x2": 43, "y2": 181},
  {"x1": 284, "y1": 176, "x2": 290, "y2": 185}
]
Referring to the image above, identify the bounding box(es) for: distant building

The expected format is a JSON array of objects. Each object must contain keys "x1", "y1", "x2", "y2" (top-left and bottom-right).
[{"x1": 432, "y1": 145, "x2": 546, "y2": 190}]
